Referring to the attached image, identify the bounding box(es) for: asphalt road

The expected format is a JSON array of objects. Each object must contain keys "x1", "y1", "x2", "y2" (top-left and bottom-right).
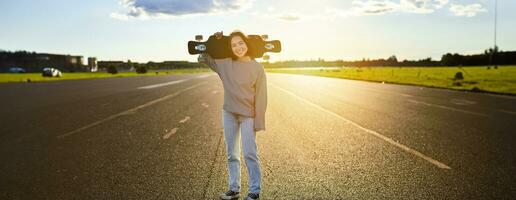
[{"x1": 0, "y1": 72, "x2": 515, "y2": 199}]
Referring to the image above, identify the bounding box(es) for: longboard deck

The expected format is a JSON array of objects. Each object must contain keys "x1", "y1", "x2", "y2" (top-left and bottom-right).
[{"x1": 188, "y1": 35, "x2": 281, "y2": 59}]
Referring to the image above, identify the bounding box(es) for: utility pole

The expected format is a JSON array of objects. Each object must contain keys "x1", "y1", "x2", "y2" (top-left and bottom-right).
[{"x1": 492, "y1": 0, "x2": 498, "y2": 68}]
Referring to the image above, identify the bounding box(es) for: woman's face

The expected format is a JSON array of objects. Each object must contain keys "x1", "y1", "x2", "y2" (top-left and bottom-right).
[{"x1": 230, "y1": 36, "x2": 248, "y2": 58}]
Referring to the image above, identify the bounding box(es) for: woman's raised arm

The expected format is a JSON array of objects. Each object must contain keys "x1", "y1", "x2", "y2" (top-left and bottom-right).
[
  {"x1": 197, "y1": 31, "x2": 226, "y2": 74},
  {"x1": 198, "y1": 53, "x2": 219, "y2": 73}
]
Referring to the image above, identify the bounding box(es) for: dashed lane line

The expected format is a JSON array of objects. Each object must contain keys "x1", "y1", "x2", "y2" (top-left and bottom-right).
[
  {"x1": 57, "y1": 82, "x2": 206, "y2": 139},
  {"x1": 163, "y1": 128, "x2": 178, "y2": 139},
  {"x1": 407, "y1": 99, "x2": 488, "y2": 117},
  {"x1": 137, "y1": 74, "x2": 215, "y2": 89}
]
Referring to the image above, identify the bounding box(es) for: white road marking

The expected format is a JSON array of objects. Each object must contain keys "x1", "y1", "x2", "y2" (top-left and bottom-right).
[
  {"x1": 487, "y1": 93, "x2": 516, "y2": 100},
  {"x1": 163, "y1": 128, "x2": 178, "y2": 139},
  {"x1": 407, "y1": 99, "x2": 487, "y2": 117},
  {"x1": 450, "y1": 98, "x2": 477, "y2": 106},
  {"x1": 271, "y1": 83, "x2": 452, "y2": 170},
  {"x1": 197, "y1": 74, "x2": 212, "y2": 78},
  {"x1": 497, "y1": 109, "x2": 516, "y2": 115},
  {"x1": 137, "y1": 79, "x2": 186, "y2": 89},
  {"x1": 137, "y1": 73, "x2": 214, "y2": 89},
  {"x1": 201, "y1": 103, "x2": 209, "y2": 108},
  {"x1": 179, "y1": 116, "x2": 190, "y2": 123},
  {"x1": 57, "y1": 82, "x2": 206, "y2": 139}
]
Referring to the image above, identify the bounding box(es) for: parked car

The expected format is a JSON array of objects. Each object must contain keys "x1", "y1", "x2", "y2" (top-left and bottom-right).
[
  {"x1": 8, "y1": 67, "x2": 26, "y2": 73},
  {"x1": 42, "y1": 67, "x2": 62, "y2": 77}
]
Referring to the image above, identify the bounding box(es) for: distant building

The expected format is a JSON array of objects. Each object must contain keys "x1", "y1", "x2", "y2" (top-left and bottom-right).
[
  {"x1": 0, "y1": 51, "x2": 86, "y2": 72},
  {"x1": 87, "y1": 57, "x2": 98, "y2": 72}
]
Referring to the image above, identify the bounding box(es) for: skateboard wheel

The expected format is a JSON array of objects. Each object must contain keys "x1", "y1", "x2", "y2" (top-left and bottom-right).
[
  {"x1": 264, "y1": 43, "x2": 275, "y2": 50},
  {"x1": 195, "y1": 44, "x2": 206, "y2": 51},
  {"x1": 263, "y1": 55, "x2": 270, "y2": 60},
  {"x1": 195, "y1": 35, "x2": 203, "y2": 41},
  {"x1": 261, "y1": 35, "x2": 268, "y2": 40}
]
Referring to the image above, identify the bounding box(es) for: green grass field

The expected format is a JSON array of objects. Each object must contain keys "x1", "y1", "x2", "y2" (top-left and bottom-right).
[
  {"x1": 3, "y1": 66, "x2": 516, "y2": 95},
  {"x1": 0, "y1": 68, "x2": 212, "y2": 83},
  {"x1": 266, "y1": 66, "x2": 516, "y2": 95}
]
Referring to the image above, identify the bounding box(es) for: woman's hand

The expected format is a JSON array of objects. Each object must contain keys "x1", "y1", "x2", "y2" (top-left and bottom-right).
[{"x1": 213, "y1": 31, "x2": 223, "y2": 39}]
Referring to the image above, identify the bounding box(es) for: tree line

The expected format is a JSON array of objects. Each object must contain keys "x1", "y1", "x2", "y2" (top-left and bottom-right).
[
  {"x1": 97, "y1": 60, "x2": 203, "y2": 71},
  {"x1": 263, "y1": 47, "x2": 516, "y2": 68}
]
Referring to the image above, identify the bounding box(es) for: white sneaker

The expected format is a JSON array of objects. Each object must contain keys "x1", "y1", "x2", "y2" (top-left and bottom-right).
[
  {"x1": 220, "y1": 190, "x2": 240, "y2": 200},
  {"x1": 243, "y1": 192, "x2": 260, "y2": 200}
]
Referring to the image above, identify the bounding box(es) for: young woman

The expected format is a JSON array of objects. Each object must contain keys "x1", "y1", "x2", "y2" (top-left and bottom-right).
[{"x1": 198, "y1": 30, "x2": 267, "y2": 200}]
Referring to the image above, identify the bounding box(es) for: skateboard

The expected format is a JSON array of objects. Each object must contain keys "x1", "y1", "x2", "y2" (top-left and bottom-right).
[{"x1": 188, "y1": 34, "x2": 281, "y2": 59}]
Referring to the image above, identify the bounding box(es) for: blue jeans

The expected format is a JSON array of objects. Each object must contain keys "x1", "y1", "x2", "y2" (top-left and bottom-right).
[{"x1": 222, "y1": 109, "x2": 262, "y2": 194}]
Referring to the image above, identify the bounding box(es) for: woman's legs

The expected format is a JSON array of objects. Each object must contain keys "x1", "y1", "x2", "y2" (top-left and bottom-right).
[
  {"x1": 222, "y1": 109, "x2": 241, "y2": 192},
  {"x1": 222, "y1": 109, "x2": 262, "y2": 194},
  {"x1": 239, "y1": 115, "x2": 261, "y2": 194}
]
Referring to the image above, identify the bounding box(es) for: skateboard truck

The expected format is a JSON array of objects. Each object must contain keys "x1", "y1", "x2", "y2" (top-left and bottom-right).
[
  {"x1": 195, "y1": 35, "x2": 203, "y2": 41},
  {"x1": 194, "y1": 35, "x2": 206, "y2": 51},
  {"x1": 260, "y1": 34, "x2": 275, "y2": 50}
]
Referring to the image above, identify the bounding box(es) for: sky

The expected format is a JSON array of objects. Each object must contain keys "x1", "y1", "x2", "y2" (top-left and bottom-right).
[{"x1": 0, "y1": 0, "x2": 515, "y2": 63}]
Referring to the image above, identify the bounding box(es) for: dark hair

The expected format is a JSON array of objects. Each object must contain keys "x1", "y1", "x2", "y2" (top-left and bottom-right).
[{"x1": 228, "y1": 30, "x2": 254, "y2": 60}]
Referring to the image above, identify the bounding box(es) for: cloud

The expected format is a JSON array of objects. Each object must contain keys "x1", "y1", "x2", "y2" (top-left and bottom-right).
[
  {"x1": 252, "y1": 6, "x2": 302, "y2": 21},
  {"x1": 350, "y1": 0, "x2": 398, "y2": 15},
  {"x1": 251, "y1": 12, "x2": 303, "y2": 22},
  {"x1": 399, "y1": 0, "x2": 449, "y2": 13},
  {"x1": 271, "y1": 0, "x2": 484, "y2": 22},
  {"x1": 449, "y1": 3, "x2": 486, "y2": 17},
  {"x1": 111, "y1": 0, "x2": 487, "y2": 21},
  {"x1": 277, "y1": 13, "x2": 301, "y2": 21},
  {"x1": 112, "y1": 0, "x2": 252, "y2": 19},
  {"x1": 347, "y1": 0, "x2": 450, "y2": 15}
]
